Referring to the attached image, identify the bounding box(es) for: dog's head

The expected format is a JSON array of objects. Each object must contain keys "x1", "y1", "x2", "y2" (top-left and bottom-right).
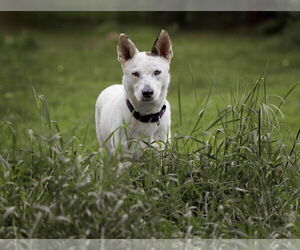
[{"x1": 117, "y1": 30, "x2": 173, "y2": 106}]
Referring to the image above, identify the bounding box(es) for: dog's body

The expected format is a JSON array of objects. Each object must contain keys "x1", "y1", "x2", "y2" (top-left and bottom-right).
[{"x1": 95, "y1": 30, "x2": 173, "y2": 151}]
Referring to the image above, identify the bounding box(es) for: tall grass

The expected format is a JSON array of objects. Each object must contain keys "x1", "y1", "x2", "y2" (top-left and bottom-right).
[{"x1": 0, "y1": 79, "x2": 299, "y2": 238}]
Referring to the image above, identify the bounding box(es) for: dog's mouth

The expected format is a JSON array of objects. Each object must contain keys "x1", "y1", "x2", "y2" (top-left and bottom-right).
[{"x1": 141, "y1": 97, "x2": 153, "y2": 102}]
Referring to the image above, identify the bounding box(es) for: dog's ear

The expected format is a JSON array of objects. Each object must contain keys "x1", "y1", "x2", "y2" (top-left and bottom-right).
[
  {"x1": 151, "y1": 29, "x2": 173, "y2": 62},
  {"x1": 117, "y1": 33, "x2": 138, "y2": 64}
]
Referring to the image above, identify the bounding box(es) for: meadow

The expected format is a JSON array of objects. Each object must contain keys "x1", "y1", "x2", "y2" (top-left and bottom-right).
[{"x1": 0, "y1": 24, "x2": 299, "y2": 238}]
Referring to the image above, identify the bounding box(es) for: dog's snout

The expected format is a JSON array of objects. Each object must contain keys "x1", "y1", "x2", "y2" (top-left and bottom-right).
[
  {"x1": 142, "y1": 85, "x2": 153, "y2": 98},
  {"x1": 142, "y1": 90, "x2": 153, "y2": 98}
]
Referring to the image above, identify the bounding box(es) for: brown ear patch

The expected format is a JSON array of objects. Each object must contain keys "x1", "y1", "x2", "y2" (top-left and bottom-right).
[
  {"x1": 145, "y1": 51, "x2": 156, "y2": 56},
  {"x1": 117, "y1": 33, "x2": 138, "y2": 63},
  {"x1": 151, "y1": 30, "x2": 173, "y2": 61}
]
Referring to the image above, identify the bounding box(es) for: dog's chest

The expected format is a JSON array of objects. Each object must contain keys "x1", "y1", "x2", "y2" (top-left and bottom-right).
[{"x1": 127, "y1": 119, "x2": 159, "y2": 138}]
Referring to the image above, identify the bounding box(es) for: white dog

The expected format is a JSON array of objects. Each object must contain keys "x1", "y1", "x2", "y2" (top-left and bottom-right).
[{"x1": 95, "y1": 29, "x2": 173, "y2": 152}]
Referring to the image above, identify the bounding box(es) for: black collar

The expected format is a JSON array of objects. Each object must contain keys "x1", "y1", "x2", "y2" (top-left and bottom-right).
[{"x1": 126, "y1": 99, "x2": 166, "y2": 123}]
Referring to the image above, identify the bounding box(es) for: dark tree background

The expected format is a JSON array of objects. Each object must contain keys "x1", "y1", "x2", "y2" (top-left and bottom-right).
[
  {"x1": 1, "y1": 12, "x2": 300, "y2": 49},
  {"x1": 0, "y1": 12, "x2": 298, "y2": 33}
]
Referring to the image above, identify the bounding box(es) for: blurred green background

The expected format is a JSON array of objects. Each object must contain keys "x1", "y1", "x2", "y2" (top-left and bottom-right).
[{"x1": 0, "y1": 12, "x2": 299, "y2": 150}]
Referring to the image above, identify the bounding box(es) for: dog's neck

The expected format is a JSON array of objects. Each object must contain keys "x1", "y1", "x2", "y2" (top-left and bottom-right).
[
  {"x1": 124, "y1": 90, "x2": 166, "y2": 115},
  {"x1": 125, "y1": 99, "x2": 166, "y2": 123}
]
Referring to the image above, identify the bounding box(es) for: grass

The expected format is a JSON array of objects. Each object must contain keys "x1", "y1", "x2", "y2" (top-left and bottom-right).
[
  {"x1": 0, "y1": 24, "x2": 299, "y2": 238},
  {"x1": 1, "y1": 25, "x2": 300, "y2": 148},
  {"x1": 0, "y1": 78, "x2": 299, "y2": 238}
]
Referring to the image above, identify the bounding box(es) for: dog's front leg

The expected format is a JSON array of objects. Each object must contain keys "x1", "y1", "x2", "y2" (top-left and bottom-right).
[{"x1": 152, "y1": 124, "x2": 171, "y2": 151}]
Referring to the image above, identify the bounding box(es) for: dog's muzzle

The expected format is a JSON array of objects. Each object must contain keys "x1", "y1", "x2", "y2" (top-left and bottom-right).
[{"x1": 142, "y1": 85, "x2": 153, "y2": 98}]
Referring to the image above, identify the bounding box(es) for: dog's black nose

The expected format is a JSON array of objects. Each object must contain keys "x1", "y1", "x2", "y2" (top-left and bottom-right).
[
  {"x1": 142, "y1": 90, "x2": 153, "y2": 98},
  {"x1": 142, "y1": 85, "x2": 153, "y2": 98}
]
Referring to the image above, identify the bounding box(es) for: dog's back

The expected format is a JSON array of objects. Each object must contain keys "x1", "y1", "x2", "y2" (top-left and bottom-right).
[{"x1": 95, "y1": 84, "x2": 126, "y2": 150}]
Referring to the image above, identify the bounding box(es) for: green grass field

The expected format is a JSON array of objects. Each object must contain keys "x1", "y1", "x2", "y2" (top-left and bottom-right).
[{"x1": 0, "y1": 25, "x2": 299, "y2": 238}]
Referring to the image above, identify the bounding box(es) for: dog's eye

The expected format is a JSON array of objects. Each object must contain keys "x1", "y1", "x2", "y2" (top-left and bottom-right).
[
  {"x1": 132, "y1": 71, "x2": 140, "y2": 78},
  {"x1": 154, "y1": 70, "x2": 161, "y2": 76}
]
